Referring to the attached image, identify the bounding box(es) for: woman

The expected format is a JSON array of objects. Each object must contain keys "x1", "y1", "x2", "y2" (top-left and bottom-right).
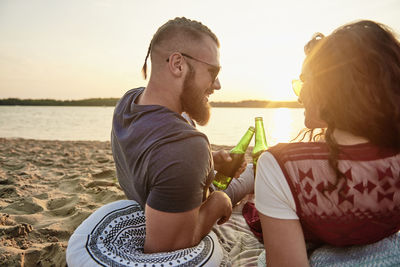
[{"x1": 255, "y1": 20, "x2": 400, "y2": 266}]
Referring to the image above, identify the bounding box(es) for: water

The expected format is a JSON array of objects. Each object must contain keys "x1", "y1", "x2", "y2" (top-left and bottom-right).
[
  {"x1": 0, "y1": 106, "x2": 305, "y2": 146},
  {"x1": 198, "y1": 107, "x2": 305, "y2": 146}
]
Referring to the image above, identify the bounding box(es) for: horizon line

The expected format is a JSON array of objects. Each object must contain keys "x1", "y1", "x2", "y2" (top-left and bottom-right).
[{"x1": 0, "y1": 97, "x2": 299, "y2": 103}]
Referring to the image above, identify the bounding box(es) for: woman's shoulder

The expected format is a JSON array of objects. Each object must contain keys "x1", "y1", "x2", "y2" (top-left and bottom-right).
[
  {"x1": 267, "y1": 142, "x2": 329, "y2": 159},
  {"x1": 267, "y1": 141, "x2": 399, "y2": 163}
]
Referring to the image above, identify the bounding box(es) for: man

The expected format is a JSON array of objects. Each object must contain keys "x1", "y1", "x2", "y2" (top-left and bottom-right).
[{"x1": 111, "y1": 17, "x2": 252, "y2": 254}]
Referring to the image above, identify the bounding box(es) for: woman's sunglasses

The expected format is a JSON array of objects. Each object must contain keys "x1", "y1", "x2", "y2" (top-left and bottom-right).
[{"x1": 292, "y1": 79, "x2": 303, "y2": 97}]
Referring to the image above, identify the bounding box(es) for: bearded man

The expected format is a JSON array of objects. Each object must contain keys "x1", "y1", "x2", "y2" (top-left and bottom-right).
[{"x1": 111, "y1": 17, "x2": 253, "y2": 254}]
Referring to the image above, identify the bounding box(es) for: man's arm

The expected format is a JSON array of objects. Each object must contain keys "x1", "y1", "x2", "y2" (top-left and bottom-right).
[{"x1": 144, "y1": 190, "x2": 232, "y2": 253}]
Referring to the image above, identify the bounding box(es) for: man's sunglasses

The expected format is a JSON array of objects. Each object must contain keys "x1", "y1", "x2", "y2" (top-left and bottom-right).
[{"x1": 167, "y1": 52, "x2": 221, "y2": 82}]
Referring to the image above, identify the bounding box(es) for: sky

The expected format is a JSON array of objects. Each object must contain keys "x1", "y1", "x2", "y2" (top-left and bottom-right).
[{"x1": 1, "y1": 0, "x2": 399, "y2": 102}]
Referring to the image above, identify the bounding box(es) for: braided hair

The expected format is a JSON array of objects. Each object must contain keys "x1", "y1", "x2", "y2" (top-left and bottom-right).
[{"x1": 141, "y1": 17, "x2": 219, "y2": 79}]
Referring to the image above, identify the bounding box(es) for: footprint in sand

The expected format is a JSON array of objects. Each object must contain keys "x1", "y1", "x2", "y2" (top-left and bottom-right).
[
  {"x1": 59, "y1": 178, "x2": 86, "y2": 193},
  {"x1": 64, "y1": 173, "x2": 80, "y2": 179},
  {"x1": 95, "y1": 156, "x2": 109, "y2": 163},
  {"x1": 23, "y1": 243, "x2": 66, "y2": 267},
  {"x1": 90, "y1": 188, "x2": 125, "y2": 204},
  {"x1": 34, "y1": 192, "x2": 48, "y2": 200},
  {"x1": 46, "y1": 197, "x2": 73, "y2": 210},
  {"x1": 68, "y1": 210, "x2": 92, "y2": 230},
  {"x1": 91, "y1": 169, "x2": 116, "y2": 178},
  {"x1": 1, "y1": 223, "x2": 33, "y2": 237},
  {"x1": 2, "y1": 160, "x2": 25, "y2": 170},
  {"x1": 46, "y1": 196, "x2": 78, "y2": 217},
  {"x1": 85, "y1": 180, "x2": 118, "y2": 188},
  {"x1": 0, "y1": 198, "x2": 43, "y2": 215},
  {"x1": 35, "y1": 158, "x2": 55, "y2": 167},
  {"x1": 37, "y1": 227, "x2": 71, "y2": 240},
  {"x1": 0, "y1": 178, "x2": 13, "y2": 185},
  {"x1": 85, "y1": 170, "x2": 120, "y2": 189},
  {"x1": 0, "y1": 186, "x2": 20, "y2": 198}
]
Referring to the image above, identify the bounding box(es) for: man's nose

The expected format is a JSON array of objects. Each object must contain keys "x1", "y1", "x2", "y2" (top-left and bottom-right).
[{"x1": 213, "y1": 78, "x2": 221, "y2": 90}]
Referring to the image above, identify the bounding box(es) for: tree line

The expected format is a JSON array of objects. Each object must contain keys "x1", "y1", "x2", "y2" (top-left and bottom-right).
[
  {"x1": 210, "y1": 100, "x2": 302, "y2": 108},
  {"x1": 0, "y1": 98, "x2": 119, "y2": 106},
  {"x1": 0, "y1": 98, "x2": 302, "y2": 108}
]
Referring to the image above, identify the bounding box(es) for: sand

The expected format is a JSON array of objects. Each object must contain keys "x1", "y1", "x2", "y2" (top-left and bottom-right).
[{"x1": 0, "y1": 138, "x2": 251, "y2": 267}]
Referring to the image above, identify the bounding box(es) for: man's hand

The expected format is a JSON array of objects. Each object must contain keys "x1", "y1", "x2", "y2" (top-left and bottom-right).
[
  {"x1": 202, "y1": 191, "x2": 233, "y2": 225},
  {"x1": 212, "y1": 150, "x2": 246, "y2": 178}
]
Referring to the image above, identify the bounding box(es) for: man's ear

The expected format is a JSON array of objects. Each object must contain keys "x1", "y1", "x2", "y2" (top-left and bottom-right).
[{"x1": 167, "y1": 53, "x2": 184, "y2": 78}]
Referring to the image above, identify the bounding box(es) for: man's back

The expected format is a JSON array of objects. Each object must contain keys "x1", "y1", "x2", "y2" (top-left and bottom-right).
[{"x1": 111, "y1": 87, "x2": 214, "y2": 211}]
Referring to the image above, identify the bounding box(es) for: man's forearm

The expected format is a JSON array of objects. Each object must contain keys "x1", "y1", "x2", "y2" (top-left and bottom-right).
[{"x1": 193, "y1": 191, "x2": 232, "y2": 244}]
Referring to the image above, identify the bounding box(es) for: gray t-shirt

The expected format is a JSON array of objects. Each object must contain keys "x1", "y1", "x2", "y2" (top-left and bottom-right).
[{"x1": 111, "y1": 87, "x2": 214, "y2": 212}]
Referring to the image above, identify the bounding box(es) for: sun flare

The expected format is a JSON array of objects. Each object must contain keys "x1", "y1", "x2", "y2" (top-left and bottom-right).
[{"x1": 267, "y1": 108, "x2": 303, "y2": 146}]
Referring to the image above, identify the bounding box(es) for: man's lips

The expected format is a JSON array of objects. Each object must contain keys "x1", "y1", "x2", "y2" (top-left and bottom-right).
[
  {"x1": 203, "y1": 89, "x2": 214, "y2": 102},
  {"x1": 206, "y1": 89, "x2": 214, "y2": 97}
]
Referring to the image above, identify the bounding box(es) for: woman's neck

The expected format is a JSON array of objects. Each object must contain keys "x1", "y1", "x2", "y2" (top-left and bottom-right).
[{"x1": 332, "y1": 128, "x2": 369, "y2": 145}]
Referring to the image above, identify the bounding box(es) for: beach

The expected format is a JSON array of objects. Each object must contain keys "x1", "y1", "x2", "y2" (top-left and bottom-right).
[{"x1": 0, "y1": 138, "x2": 255, "y2": 266}]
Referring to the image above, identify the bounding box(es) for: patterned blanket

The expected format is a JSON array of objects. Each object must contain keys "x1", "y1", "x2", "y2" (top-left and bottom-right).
[{"x1": 66, "y1": 196, "x2": 399, "y2": 267}]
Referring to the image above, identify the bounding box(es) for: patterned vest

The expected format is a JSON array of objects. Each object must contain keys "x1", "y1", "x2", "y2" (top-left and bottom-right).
[{"x1": 268, "y1": 142, "x2": 400, "y2": 246}]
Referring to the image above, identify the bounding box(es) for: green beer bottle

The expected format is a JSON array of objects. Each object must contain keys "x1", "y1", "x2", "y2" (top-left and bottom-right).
[
  {"x1": 213, "y1": 126, "x2": 255, "y2": 190},
  {"x1": 252, "y1": 117, "x2": 268, "y2": 175}
]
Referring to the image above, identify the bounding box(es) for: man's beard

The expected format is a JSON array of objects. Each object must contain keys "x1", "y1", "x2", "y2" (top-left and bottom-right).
[{"x1": 180, "y1": 64, "x2": 211, "y2": 126}]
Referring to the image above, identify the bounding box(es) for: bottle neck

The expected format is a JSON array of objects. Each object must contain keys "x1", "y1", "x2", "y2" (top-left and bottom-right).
[
  {"x1": 231, "y1": 128, "x2": 255, "y2": 154},
  {"x1": 253, "y1": 120, "x2": 268, "y2": 154}
]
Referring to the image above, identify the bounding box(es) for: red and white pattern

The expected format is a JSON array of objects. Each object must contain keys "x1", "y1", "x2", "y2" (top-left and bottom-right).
[{"x1": 269, "y1": 142, "x2": 400, "y2": 246}]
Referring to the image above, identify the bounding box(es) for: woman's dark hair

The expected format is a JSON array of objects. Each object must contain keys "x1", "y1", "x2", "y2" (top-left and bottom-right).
[{"x1": 302, "y1": 20, "x2": 400, "y2": 193}]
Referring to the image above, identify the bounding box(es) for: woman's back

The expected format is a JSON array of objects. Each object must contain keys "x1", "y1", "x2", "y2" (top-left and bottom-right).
[{"x1": 267, "y1": 142, "x2": 400, "y2": 246}]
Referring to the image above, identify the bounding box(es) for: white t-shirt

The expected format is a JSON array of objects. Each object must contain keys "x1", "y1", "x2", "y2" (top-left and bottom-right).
[{"x1": 254, "y1": 151, "x2": 298, "y2": 219}]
